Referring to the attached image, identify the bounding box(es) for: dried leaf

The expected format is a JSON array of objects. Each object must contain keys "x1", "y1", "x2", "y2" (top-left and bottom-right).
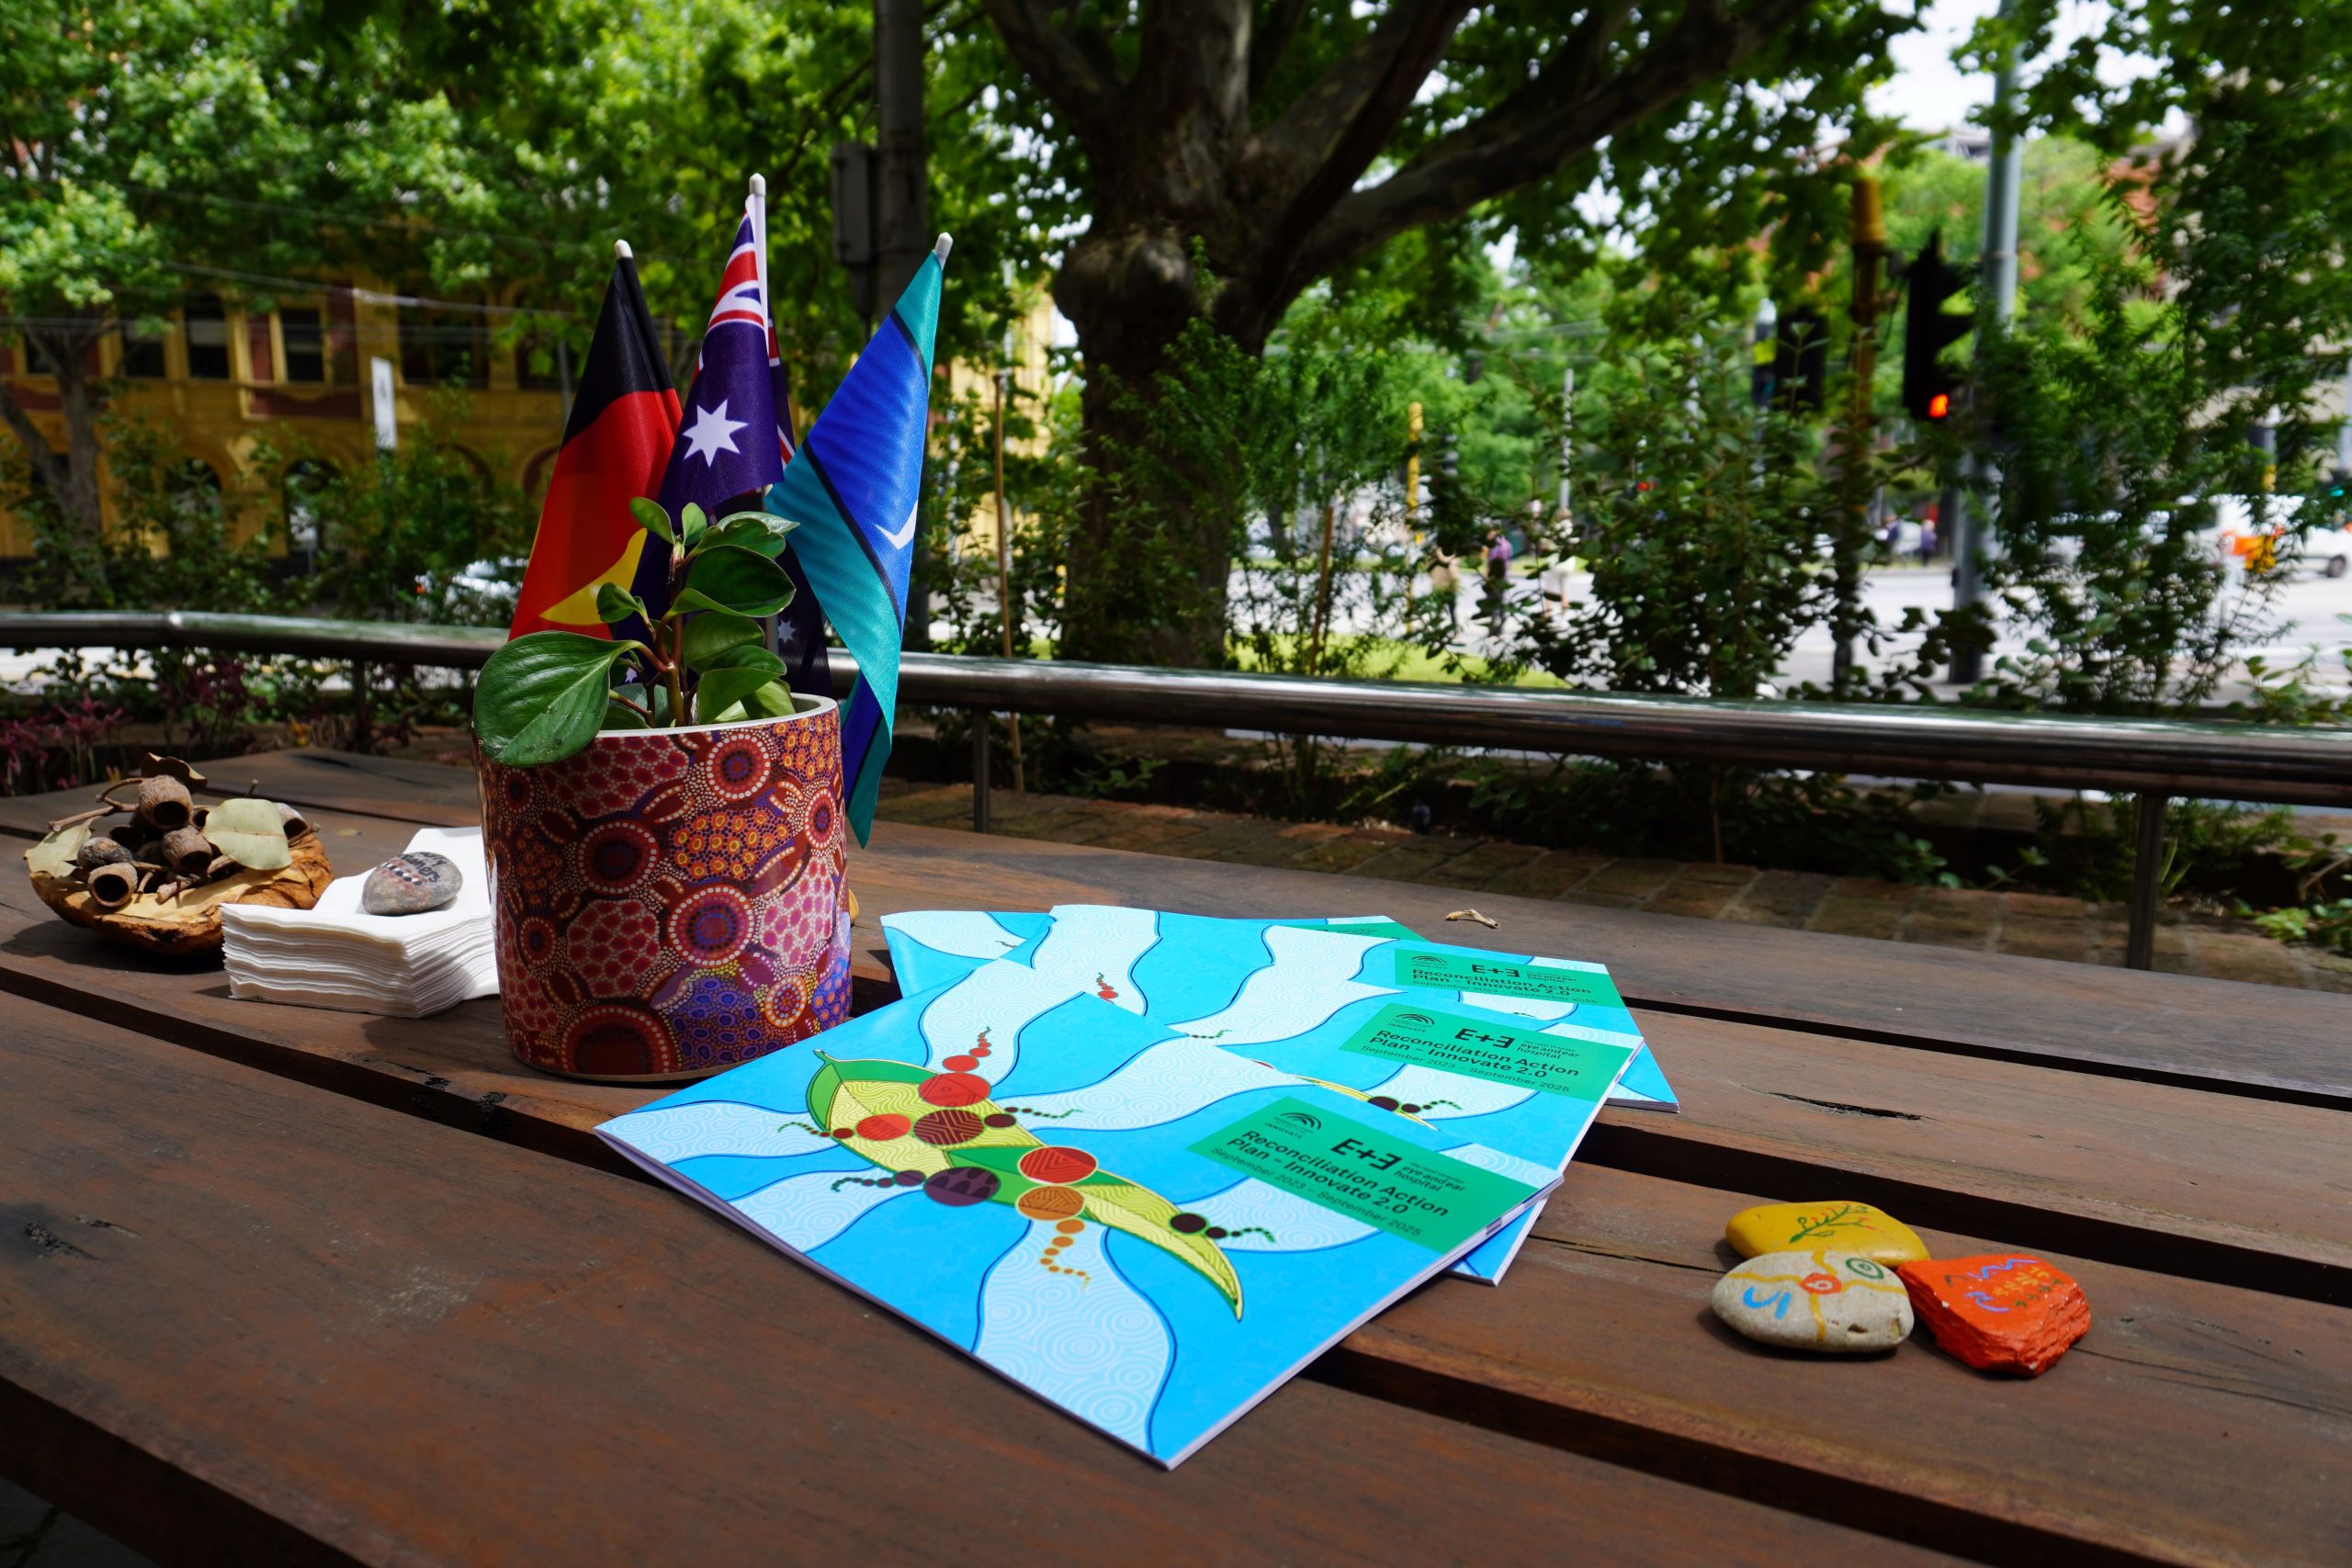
[
  {"x1": 25, "y1": 823, "x2": 90, "y2": 879},
  {"x1": 202, "y1": 797, "x2": 292, "y2": 871},
  {"x1": 143, "y1": 753, "x2": 209, "y2": 788}
]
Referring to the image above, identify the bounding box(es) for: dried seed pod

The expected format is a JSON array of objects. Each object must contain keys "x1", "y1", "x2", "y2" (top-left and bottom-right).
[
  {"x1": 74, "y1": 838, "x2": 134, "y2": 875},
  {"x1": 86, "y1": 862, "x2": 139, "y2": 909},
  {"x1": 276, "y1": 801, "x2": 311, "y2": 840},
  {"x1": 160, "y1": 826, "x2": 214, "y2": 875},
  {"x1": 205, "y1": 854, "x2": 239, "y2": 881},
  {"x1": 110, "y1": 822, "x2": 150, "y2": 850},
  {"x1": 136, "y1": 773, "x2": 194, "y2": 832},
  {"x1": 191, "y1": 805, "x2": 210, "y2": 830}
]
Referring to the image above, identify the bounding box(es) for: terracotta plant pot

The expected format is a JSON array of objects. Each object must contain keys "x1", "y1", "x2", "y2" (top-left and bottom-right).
[{"x1": 479, "y1": 695, "x2": 853, "y2": 1081}]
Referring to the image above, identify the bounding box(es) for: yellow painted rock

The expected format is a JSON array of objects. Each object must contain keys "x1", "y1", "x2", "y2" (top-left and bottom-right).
[{"x1": 1725, "y1": 1201, "x2": 1928, "y2": 1266}]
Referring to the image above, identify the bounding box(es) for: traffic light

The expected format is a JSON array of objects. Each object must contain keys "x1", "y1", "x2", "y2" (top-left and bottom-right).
[
  {"x1": 1902, "y1": 230, "x2": 1973, "y2": 423},
  {"x1": 1771, "y1": 307, "x2": 1828, "y2": 413}
]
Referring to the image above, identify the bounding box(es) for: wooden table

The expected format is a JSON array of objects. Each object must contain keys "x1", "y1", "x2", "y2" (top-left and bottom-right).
[{"x1": 2, "y1": 750, "x2": 2346, "y2": 1566}]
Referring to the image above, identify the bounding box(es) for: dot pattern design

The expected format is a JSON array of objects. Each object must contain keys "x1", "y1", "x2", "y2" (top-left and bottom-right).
[{"x1": 481, "y1": 703, "x2": 850, "y2": 1079}]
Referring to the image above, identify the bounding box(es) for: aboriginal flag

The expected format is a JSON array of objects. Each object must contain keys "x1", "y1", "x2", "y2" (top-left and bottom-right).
[{"x1": 509, "y1": 252, "x2": 683, "y2": 640}]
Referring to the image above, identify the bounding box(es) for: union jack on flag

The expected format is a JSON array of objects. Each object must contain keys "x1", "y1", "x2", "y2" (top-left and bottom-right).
[{"x1": 654, "y1": 209, "x2": 786, "y2": 526}]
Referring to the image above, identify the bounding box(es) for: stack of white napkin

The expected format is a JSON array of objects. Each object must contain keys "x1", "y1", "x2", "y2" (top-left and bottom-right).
[{"x1": 221, "y1": 826, "x2": 499, "y2": 1018}]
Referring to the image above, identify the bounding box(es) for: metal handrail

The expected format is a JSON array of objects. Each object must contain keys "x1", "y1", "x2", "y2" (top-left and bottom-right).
[{"x1": 7, "y1": 609, "x2": 2349, "y2": 968}]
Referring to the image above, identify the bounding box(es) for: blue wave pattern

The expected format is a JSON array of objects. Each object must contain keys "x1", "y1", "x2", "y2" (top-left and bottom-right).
[{"x1": 599, "y1": 959, "x2": 1551, "y2": 1466}]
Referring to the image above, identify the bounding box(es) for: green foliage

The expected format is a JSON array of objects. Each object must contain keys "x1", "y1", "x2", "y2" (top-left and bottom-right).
[{"x1": 473, "y1": 500, "x2": 797, "y2": 764}]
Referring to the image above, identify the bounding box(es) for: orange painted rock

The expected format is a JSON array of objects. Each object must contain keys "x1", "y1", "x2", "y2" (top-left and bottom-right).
[{"x1": 1896, "y1": 1254, "x2": 2089, "y2": 1376}]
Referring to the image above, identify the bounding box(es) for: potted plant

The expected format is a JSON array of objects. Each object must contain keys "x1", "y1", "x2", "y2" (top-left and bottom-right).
[{"x1": 473, "y1": 498, "x2": 850, "y2": 1081}]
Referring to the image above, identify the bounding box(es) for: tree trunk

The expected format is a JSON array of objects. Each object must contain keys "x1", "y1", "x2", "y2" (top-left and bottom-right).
[{"x1": 0, "y1": 319, "x2": 111, "y2": 601}]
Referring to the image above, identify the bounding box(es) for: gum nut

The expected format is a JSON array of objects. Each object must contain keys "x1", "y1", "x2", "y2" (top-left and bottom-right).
[
  {"x1": 160, "y1": 826, "x2": 214, "y2": 874},
  {"x1": 206, "y1": 854, "x2": 239, "y2": 880},
  {"x1": 85, "y1": 863, "x2": 139, "y2": 909},
  {"x1": 136, "y1": 773, "x2": 193, "y2": 831},
  {"x1": 110, "y1": 822, "x2": 149, "y2": 848},
  {"x1": 74, "y1": 838, "x2": 133, "y2": 874},
  {"x1": 277, "y1": 801, "x2": 311, "y2": 838}
]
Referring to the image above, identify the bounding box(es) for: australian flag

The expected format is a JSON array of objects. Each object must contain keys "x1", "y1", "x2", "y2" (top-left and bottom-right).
[{"x1": 768, "y1": 236, "x2": 950, "y2": 845}]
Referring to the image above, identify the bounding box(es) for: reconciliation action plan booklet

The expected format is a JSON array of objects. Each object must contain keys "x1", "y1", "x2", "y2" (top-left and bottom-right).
[
  {"x1": 880, "y1": 906, "x2": 1675, "y2": 1111},
  {"x1": 598, "y1": 959, "x2": 1556, "y2": 1468},
  {"x1": 881, "y1": 906, "x2": 1647, "y2": 1282}
]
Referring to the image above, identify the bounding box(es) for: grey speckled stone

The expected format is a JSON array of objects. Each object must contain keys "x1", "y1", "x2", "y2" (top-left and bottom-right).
[
  {"x1": 1711, "y1": 1249, "x2": 1915, "y2": 1353},
  {"x1": 362, "y1": 851, "x2": 462, "y2": 916}
]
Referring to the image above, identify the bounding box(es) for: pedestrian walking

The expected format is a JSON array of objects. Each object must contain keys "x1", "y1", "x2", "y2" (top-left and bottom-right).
[{"x1": 1482, "y1": 528, "x2": 1513, "y2": 641}]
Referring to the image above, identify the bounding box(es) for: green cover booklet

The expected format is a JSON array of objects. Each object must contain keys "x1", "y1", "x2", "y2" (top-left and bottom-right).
[{"x1": 598, "y1": 959, "x2": 1555, "y2": 1466}]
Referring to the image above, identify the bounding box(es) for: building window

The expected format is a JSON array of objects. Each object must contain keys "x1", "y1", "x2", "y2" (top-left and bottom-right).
[
  {"x1": 119, "y1": 320, "x2": 168, "y2": 378},
  {"x1": 399, "y1": 305, "x2": 488, "y2": 387},
  {"x1": 184, "y1": 294, "x2": 231, "y2": 379},
  {"x1": 280, "y1": 307, "x2": 326, "y2": 383},
  {"x1": 168, "y1": 458, "x2": 223, "y2": 526}
]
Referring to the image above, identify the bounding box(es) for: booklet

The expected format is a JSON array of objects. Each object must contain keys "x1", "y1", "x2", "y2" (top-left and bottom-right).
[
  {"x1": 882, "y1": 906, "x2": 1675, "y2": 1111},
  {"x1": 885, "y1": 906, "x2": 1644, "y2": 1282},
  {"x1": 598, "y1": 959, "x2": 1555, "y2": 1468}
]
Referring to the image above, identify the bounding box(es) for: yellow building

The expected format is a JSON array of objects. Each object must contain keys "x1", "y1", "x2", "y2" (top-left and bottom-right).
[
  {"x1": 0, "y1": 278, "x2": 572, "y2": 558},
  {"x1": 2, "y1": 276, "x2": 1061, "y2": 567}
]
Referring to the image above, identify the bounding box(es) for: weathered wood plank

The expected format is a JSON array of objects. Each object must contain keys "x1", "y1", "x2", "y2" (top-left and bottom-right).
[
  {"x1": 6, "y1": 750, "x2": 2345, "y2": 1109},
  {"x1": 845, "y1": 820, "x2": 2352, "y2": 1112},
  {"x1": 3, "y1": 850, "x2": 2346, "y2": 1303},
  {"x1": 1334, "y1": 1163, "x2": 2352, "y2": 1568},
  {"x1": 0, "y1": 1000, "x2": 1962, "y2": 1568}
]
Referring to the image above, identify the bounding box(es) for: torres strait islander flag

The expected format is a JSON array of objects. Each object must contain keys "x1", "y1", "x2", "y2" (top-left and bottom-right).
[
  {"x1": 508, "y1": 247, "x2": 682, "y2": 639},
  {"x1": 767, "y1": 234, "x2": 950, "y2": 845}
]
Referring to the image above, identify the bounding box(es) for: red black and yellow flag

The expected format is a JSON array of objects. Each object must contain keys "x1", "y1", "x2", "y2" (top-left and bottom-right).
[{"x1": 509, "y1": 251, "x2": 682, "y2": 640}]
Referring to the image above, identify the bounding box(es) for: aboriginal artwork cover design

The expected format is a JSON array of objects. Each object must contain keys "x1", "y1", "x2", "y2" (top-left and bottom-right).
[
  {"x1": 597, "y1": 960, "x2": 1555, "y2": 1466},
  {"x1": 882, "y1": 906, "x2": 1673, "y2": 1111},
  {"x1": 882, "y1": 906, "x2": 1652, "y2": 1282}
]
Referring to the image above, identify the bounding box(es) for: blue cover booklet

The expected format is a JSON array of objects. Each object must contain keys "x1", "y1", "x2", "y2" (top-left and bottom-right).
[
  {"x1": 598, "y1": 960, "x2": 1557, "y2": 1468},
  {"x1": 881, "y1": 906, "x2": 1675, "y2": 1111},
  {"x1": 882, "y1": 906, "x2": 1646, "y2": 1282}
]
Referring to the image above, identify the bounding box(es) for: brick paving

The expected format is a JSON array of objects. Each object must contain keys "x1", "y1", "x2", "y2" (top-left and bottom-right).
[{"x1": 875, "y1": 779, "x2": 2352, "y2": 994}]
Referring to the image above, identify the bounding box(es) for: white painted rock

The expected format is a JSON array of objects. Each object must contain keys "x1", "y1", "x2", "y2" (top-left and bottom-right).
[{"x1": 1712, "y1": 1249, "x2": 1915, "y2": 1354}]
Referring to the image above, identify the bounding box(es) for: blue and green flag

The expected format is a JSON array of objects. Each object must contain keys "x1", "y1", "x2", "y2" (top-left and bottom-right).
[{"x1": 768, "y1": 236, "x2": 948, "y2": 844}]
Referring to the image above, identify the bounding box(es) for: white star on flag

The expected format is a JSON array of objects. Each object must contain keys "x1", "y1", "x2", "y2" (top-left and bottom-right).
[{"x1": 681, "y1": 399, "x2": 746, "y2": 465}]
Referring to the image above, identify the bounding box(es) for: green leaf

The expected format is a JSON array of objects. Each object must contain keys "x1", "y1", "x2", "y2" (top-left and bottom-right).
[
  {"x1": 204, "y1": 797, "x2": 292, "y2": 871},
  {"x1": 475, "y1": 631, "x2": 645, "y2": 765},
  {"x1": 695, "y1": 663, "x2": 788, "y2": 724},
  {"x1": 680, "y1": 611, "x2": 764, "y2": 671},
  {"x1": 25, "y1": 823, "x2": 89, "y2": 879},
  {"x1": 628, "y1": 495, "x2": 676, "y2": 545},
  {"x1": 676, "y1": 545, "x2": 794, "y2": 617},
  {"x1": 742, "y1": 680, "x2": 797, "y2": 717},
  {"x1": 595, "y1": 581, "x2": 647, "y2": 626},
  {"x1": 679, "y1": 502, "x2": 707, "y2": 548},
  {"x1": 701, "y1": 643, "x2": 786, "y2": 677},
  {"x1": 707, "y1": 511, "x2": 799, "y2": 557},
  {"x1": 604, "y1": 692, "x2": 652, "y2": 729}
]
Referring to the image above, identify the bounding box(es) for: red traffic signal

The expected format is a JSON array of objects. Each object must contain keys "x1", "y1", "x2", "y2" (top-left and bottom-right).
[{"x1": 1902, "y1": 230, "x2": 1973, "y2": 423}]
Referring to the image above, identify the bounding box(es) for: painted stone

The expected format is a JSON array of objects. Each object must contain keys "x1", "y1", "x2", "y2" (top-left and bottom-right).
[
  {"x1": 1725, "y1": 1201, "x2": 1929, "y2": 1266},
  {"x1": 1711, "y1": 1250, "x2": 1915, "y2": 1353},
  {"x1": 1896, "y1": 1255, "x2": 2089, "y2": 1376},
  {"x1": 478, "y1": 701, "x2": 852, "y2": 1080},
  {"x1": 361, "y1": 851, "x2": 463, "y2": 915}
]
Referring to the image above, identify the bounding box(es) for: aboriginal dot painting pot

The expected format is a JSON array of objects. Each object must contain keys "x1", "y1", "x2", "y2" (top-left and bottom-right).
[{"x1": 479, "y1": 696, "x2": 853, "y2": 1082}]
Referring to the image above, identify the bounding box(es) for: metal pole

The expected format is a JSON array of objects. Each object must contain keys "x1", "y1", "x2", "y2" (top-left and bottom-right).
[
  {"x1": 1833, "y1": 177, "x2": 1886, "y2": 694},
  {"x1": 875, "y1": 0, "x2": 932, "y2": 651},
  {"x1": 970, "y1": 710, "x2": 992, "y2": 834},
  {"x1": 993, "y1": 358, "x2": 1023, "y2": 793},
  {"x1": 2126, "y1": 793, "x2": 2168, "y2": 970},
  {"x1": 1951, "y1": 0, "x2": 2024, "y2": 686}
]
